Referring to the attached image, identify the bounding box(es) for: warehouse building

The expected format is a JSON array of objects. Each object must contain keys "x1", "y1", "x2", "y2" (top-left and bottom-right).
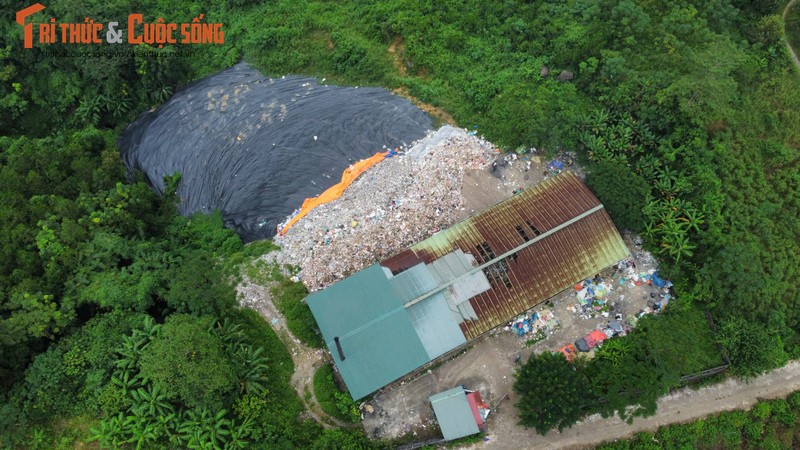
[{"x1": 306, "y1": 171, "x2": 629, "y2": 399}]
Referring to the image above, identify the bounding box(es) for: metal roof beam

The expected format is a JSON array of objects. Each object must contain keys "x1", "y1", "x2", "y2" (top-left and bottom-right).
[{"x1": 402, "y1": 204, "x2": 606, "y2": 309}]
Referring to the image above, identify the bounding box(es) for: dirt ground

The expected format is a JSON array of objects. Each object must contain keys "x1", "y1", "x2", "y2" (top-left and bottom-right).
[
  {"x1": 467, "y1": 360, "x2": 800, "y2": 450},
  {"x1": 460, "y1": 152, "x2": 550, "y2": 219},
  {"x1": 361, "y1": 157, "x2": 667, "y2": 443}
]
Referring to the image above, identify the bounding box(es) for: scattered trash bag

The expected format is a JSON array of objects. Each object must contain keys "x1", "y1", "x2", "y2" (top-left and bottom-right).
[
  {"x1": 651, "y1": 272, "x2": 670, "y2": 288},
  {"x1": 119, "y1": 63, "x2": 432, "y2": 242}
]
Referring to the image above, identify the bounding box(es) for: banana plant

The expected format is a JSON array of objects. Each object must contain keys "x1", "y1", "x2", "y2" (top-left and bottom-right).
[
  {"x1": 596, "y1": 339, "x2": 632, "y2": 367},
  {"x1": 111, "y1": 368, "x2": 142, "y2": 398},
  {"x1": 635, "y1": 153, "x2": 662, "y2": 181},
  {"x1": 588, "y1": 108, "x2": 609, "y2": 133},
  {"x1": 122, "y1": 413, "x2": 160, "y2": 450},
  {"x1": 115, "y1": 333, "x2": 148, "y2": 370},
  {"x1": 179, "y1": 408, "x2": 233, "y2": 449},
  {"x1": 580, "y1": 131, "x2": 610, "y2": 161},
  {"x1": 213, "y1": 318, "x2": 244, "y2": 345},
  {"x1": 679, "y1": 206, "x2": 705, "y2": 233},
  {"x1": 87, "y1": 414, "x2": 125, "y2": 449},
  {"x1": 130, "y1": 384, "x2": 174, "y2": 419},
  {"x1": 660, "y1": 232, "x2": 696, "y2": 264},
  {"x1": 225, "y1": 417, "x2": 254, "y2": 449}
]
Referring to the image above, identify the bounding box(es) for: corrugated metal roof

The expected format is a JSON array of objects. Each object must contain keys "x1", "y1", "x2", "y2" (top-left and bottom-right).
[
  {"x1": 408, "y1": 292, "x2": 467, "y2": 359},
  {"x1": 306, "y1": 265, "x2": 431, "y2": 399},
  {"x1": 389, "y1": 263, "x2": 438, "y2": 302},
  {"x1": 430, "y1": 387, "x2": 481, "y2": 440},
  {"x1": 383, "y1": 171, "x2": 629, "y2": 339}
]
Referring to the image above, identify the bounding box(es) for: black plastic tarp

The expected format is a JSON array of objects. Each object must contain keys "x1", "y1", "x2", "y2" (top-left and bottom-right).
[
  {"x1": 119, "y1": 63, "x2": 432, "y2": 242},
  {"x1": 574, "y1": 338, "x2": 590, "y2": 352}
]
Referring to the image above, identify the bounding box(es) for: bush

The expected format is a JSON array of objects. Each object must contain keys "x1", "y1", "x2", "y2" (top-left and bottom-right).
[
  {"x1": 313, "y1": 364, "x2": 360, "y2": 423},
  {"x1": 585, "y1": 160, "x2": 650, "y2": 232},
  {"x1": 515, "y1": 351, "x2": 593, "y2": 434},
  {"x1": 139, "y1": 315, "x2": 237, "y2": 410},
  {"x1": 271, "y1": 279, "x2": 324, "y2": 348},
  {"x1": 717, "y1": 316, "x2": 788, "y2": 379}
]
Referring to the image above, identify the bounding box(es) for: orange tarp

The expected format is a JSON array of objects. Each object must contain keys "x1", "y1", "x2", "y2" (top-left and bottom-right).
[
  {"x1": 588, "y1": 329, "x2": 608, "y2": 343},
  {"x1": 279, "y1": 151, "x2": 389, "y2": 235}
]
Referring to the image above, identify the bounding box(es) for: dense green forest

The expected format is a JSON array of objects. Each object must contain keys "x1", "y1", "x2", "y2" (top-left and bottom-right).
[{"x1": 1, "y1": 0, "x2": 799, "y2": 447}]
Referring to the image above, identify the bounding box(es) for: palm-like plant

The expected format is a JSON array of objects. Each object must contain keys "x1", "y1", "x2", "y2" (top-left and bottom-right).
[
  {"x1": 236, "y1": 346, "x2": 270, "y2": 395},
  {"x1": 596, "y1": 339, "x2": 632, "y2": 367},
  {"x1": 75, "y1": 96, "x2": 101, "y2": 126},
  {"x1": 679, "y1": 207, "x2": 705, "y2": 233},
  {"x1": 226, "y1": 417, "x2": 254, "y2": 449},
  {"x1": 580, "y1": 132, "x2": 609, "y2": 161},
  {"x1": 635, "y1": 154, "x2": 662, "y2": 181},
  {"x1": 122, "y1": 414, "x2": 160, "y2": 450},
  {"x1": 130, "y1": 384, "x2": 174, "y2": 419},
  {"x1": 653, "y1": 176, "x2": 678, "y2": 199},
  {"x1": 179, "y1": 408, "x2": 233, "y2": 449},
  {"x1": 115, "y1": 333, "x2": 149, "y2": 370},
  {"x1": 588, "y1": 108, "x2": 610, "y2": 133},
  {"x1": 111, "y1": 368, "x2": 142, "y2": 397},
  {"x1": 87, "y1": 414, "x2": 125, "y2": 449},
  {"x1": 660, "y1": 232, "x2": 696, "y2": 264}
]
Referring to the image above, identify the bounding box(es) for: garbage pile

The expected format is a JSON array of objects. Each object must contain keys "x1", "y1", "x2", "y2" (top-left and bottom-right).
[
  {"x1": 504, "y1": 308, "x2": 559, "y2": 338},
  {"x1": 574, "y1": 277, "x2": 614, "y2": 309},
  {"x1": 544, "y1": 151, "x2": 579, "y2": 178},
  {"x1": 274, "y1": 127, "x2": 496, "y2": 291}
]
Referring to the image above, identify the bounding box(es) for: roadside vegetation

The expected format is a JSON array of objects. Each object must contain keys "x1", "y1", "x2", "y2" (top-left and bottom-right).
[
  {"x1": 1, "y1": 0, "x2": 799, "y2": 446},
  {"x1": 271, "y1": 278, "x2": 324, "y2": 349},
  {"x1": 313, "y1": 363, "x2": 361, "y2": 423},
  {"x1": 597, "y1": 391, "x2": 800, "y2": 449},
  {"x1": 786, "y1": 1, "x2": 800, "y2": 58}
]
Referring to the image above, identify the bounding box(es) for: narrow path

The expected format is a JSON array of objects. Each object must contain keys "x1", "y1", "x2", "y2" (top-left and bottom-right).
[
  {"x1": 784, "y1": 0, "x2": 800, "y2": 71},
  {"x1": 466, "y1": 361, "x2": 800, "y2": 449},
  {"x1": 237, "y1": 276, "x2": 355, "y2": 429}
]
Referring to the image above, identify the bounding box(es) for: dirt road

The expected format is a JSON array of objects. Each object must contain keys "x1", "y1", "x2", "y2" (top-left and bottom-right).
[
  {"x1": 785, "y1": 0, "x2": 800, "y2": 71},
  {"x1": 237, "y1": 273, "x2": 354, "y2": 429},
  {"x1": 463, "y1": 360, "x2": 800, "y2": 450}
]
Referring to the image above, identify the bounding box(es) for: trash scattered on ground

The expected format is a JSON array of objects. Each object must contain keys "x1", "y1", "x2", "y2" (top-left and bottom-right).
[
  {"x1": 505, "y1": 308, "x2": 559, "y2": 341},
  {"x1": 502, "y1": 238, "x2": 675, "y2": 359},
  {"x1": 274, "y1": 126, "x2": 496, "y2": 291},
  {"x1": 574, "y1": 276, "x2": 614, "y2": 309},
  {"x1": 549, "y1": 248, "x2": 674, "y2": 357}
]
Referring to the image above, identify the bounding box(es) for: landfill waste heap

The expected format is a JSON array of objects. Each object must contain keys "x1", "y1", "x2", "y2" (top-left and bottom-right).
[{"x1": 274, "y1": 126, "x2": 496, "y2": 291}]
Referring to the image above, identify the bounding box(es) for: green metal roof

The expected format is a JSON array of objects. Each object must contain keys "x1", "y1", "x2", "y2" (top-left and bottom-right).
[
  {"x1": 430, "y1": 387, "x2": 480, "y2": 440},
  {"x1": 306, "y1": 264, "x2": 432, "y2": 400}
]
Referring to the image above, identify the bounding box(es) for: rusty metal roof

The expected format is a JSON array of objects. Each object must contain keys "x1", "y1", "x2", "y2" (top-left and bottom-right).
[{"x1": 382, "y1": 171, "x2": 630, "y2": 339}]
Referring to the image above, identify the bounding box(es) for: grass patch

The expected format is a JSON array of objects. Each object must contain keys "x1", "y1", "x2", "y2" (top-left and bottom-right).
[
  {"x1": 16, "y1": 415, "x2": 99, "y2": 450},
  {"x1": 230, "y1": 307, "x2": 295, "y2": 381},
  {"x1": 270, "y1": 278, "x2": 324, "y2": 349},
  {"x1": 313, "y1": 363, "x2": 361, "y2": 423},
  {"x1": 635, "y1": 303, "x2": 726, "y2": 376}
]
